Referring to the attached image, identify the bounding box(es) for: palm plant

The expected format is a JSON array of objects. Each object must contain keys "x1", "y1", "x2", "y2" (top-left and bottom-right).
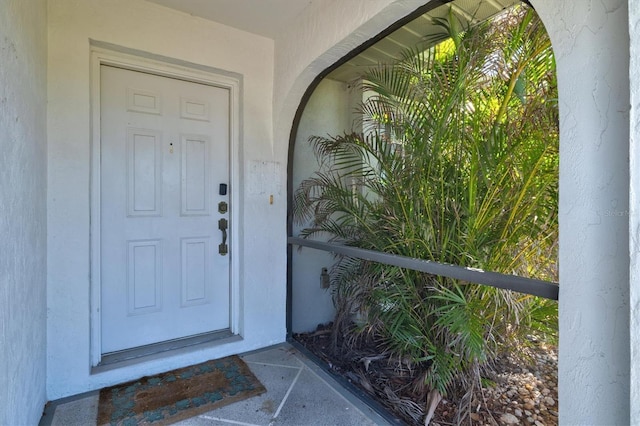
[{"x1": 293, "y1": 4, "x2": 557, "y2": 424}]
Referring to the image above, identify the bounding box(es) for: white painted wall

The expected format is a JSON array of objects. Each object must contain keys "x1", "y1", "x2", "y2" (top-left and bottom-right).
[
  {"x1": 0, "y1": 0, "x2": 48, "y2": 423},
  {"x1": 628, "y1": 0, "x2": 640, "y2": 422},
  {"x1": 291, "y1": 78, "x2": 357, "y2": 333},
  {"x1": 275, "y1": 0, "x2": 633, "y2": 424},
  {"x1": 532, "y1": 1, "x2": 630, "y2": 424},
  {"x1": 47, "y1": 0, "x2": 283, "y2": 399}
]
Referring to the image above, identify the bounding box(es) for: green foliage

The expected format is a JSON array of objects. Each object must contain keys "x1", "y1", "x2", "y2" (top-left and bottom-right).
[{"x1": 293, "y1": 4, "x2": 558, "y2": 407}]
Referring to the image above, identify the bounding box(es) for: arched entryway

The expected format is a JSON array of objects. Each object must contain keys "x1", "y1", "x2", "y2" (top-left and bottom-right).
[{"x1": 277, "y1": 0, "x2": 631, "y2": 424}]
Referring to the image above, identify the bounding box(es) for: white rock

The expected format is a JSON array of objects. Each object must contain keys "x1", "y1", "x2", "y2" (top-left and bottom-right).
[
  {"x1": 544, "y1": 396, "x2": 555, "y2": 406},
  {"x1": 500, "y1": 413, "x2": 520, "y2": 424}
]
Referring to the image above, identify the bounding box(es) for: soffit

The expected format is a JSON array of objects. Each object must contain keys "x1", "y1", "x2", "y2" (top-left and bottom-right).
[{"x1": 328, "y1": 0, "x2": 522, "y2": 82}]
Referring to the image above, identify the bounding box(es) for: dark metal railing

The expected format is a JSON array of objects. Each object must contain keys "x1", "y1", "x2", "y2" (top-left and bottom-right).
[{"x1": 288, "y1": 236, "x2": 558, "y2": 300}]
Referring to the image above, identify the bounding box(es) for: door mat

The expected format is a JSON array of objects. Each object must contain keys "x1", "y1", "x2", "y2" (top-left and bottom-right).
[{"x1": 97, "y1": 355, "x2": 265, "y2": 425}]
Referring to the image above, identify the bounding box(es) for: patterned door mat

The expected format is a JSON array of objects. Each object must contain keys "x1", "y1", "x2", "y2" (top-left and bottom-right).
[{"x1": 97, "y1": 355, "x2": 265, "y2": 425}]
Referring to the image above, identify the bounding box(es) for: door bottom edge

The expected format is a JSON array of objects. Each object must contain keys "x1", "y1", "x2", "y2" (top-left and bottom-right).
[{"x1": 92, "y1": 329, "x2": 240, "y2": 374}]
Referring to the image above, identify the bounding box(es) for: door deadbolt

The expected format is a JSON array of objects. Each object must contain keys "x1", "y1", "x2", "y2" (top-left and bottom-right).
[{"x1": 218, "y1": 201, "x2": 228, "y2": 214}]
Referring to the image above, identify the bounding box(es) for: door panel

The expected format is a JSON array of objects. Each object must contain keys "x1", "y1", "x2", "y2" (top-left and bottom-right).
[
  {"x1": 127, "y1": 239, "x2": 163, "y2": 315},
  {"x1": 181, "y1": 135, "x2": 210, "y2": 216},
  {"x1": 127, "y1": 128, "x2": 162, "y2": 216},
  {"x1": 100, "y1": 65, "x2": 230, "y2": 354}
]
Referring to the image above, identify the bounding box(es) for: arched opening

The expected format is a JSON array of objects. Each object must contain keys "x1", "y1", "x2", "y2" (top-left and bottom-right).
[{"x1": 287, "y1": 1, "x2": 559, "y2": 424}]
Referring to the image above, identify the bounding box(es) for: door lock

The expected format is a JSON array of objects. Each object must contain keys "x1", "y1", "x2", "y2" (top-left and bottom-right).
[
  {"x1": 218, "y1": 201, "x2": 228, "y2": 214},
  {"x1": 218, "y1": 218, "x2": 228, "y2": 255}
]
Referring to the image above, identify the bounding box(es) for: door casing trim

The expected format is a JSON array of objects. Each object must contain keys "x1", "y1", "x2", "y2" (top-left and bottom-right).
[{"x1": 89, "y1": 43, "x2": 243, "y2": 367}]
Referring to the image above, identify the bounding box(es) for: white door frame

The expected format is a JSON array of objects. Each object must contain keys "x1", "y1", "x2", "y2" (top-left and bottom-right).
[{"x1": 89, "y1": 45, "x2": 242, "y2": 367}]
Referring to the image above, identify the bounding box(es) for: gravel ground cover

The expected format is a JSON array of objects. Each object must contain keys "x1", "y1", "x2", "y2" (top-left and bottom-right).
[{"x1": 295, "y1": 325, "x2": 558, "y2": 426}]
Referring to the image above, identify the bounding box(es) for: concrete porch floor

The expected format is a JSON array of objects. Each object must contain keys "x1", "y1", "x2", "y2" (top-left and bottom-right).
[{"x1": 40, "y1": 343, "x2": 391, "y2": 426}]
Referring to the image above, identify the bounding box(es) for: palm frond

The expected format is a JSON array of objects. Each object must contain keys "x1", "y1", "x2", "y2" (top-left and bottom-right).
[{"x1": 292, "y1": 4, "x2": 558, "y2": 417}]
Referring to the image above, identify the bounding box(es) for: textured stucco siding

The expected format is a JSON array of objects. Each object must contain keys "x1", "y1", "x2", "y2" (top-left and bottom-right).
[
  {"x1": 534, "y1": 1, "x2": 631, "y2": 424},
  {"x1": 0, "y1": 0, "x2": 48, "y2": 424},
  {"x1": 629, "y1": 0, "x2": 640, "y2": 423}
]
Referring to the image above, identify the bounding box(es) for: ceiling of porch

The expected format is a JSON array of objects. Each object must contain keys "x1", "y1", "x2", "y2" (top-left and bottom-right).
[
  {"x1": 145, "y1": 0, "x2": 521, "y2": 82},
  {"x1": 145, "y1": 0, "x2": 314, "y2": 39}
]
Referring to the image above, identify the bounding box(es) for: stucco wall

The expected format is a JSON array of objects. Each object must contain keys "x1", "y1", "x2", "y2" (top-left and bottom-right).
[
  {"x1": 628, "y1": 0, "x2": 640, "y2": 422},
  {"x1": 533, "y1": 1, "x2": 630, "y2": 424},
  {"x1": 291, "y1": 78, "x2": 356, "y2": 333},
  {"x1": 0, "y1": 0, "x2": 48, "y2": 423},
  {"x1": 47, "y1": 0, "x2": 281, "y2": 399},
  {"x1": 275, "y1": 0, "x2": 632, "y2": 424}
]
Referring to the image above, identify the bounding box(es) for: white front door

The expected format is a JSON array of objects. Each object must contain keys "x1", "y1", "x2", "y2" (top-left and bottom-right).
[{"x1": 100, "y1": 65, "x2": 231, "y2": 354}]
